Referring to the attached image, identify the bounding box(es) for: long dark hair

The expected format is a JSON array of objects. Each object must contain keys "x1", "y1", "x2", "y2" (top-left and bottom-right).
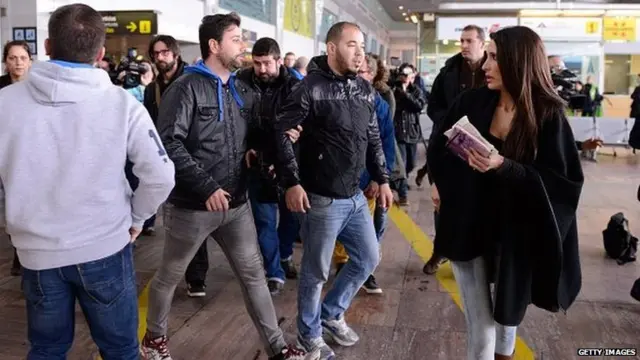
[{"x1": 490, "y1": 26, "x2": 565, "y2": 163}]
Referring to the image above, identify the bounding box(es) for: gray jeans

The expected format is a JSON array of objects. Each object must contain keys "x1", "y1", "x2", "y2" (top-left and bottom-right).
[
  {"x1": 146, "y1": 202, "x2": 286, "y2": 357},
  {"x1": 451, "y1": 256, "x2": 517, "y2": 360}
]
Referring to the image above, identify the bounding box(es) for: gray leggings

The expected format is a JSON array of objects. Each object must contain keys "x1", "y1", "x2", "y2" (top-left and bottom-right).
[{"x1": 451, "y1": 256, "x2": 517, "y2": 359}]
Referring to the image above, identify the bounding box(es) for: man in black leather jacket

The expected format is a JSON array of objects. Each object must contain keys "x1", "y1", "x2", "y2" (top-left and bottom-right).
[
  {"x1": 236, "y1": 37, "x2": 301, "y2": 296},
  {"x1": 274, "y1": 21, "x2": 394, "y2": 359},
  {"x1": 141, "y1": 13, "x2": 318, "y2": 360},
  {"x1": 141, "y1": 34, "x2": 210, "y2": 298}
]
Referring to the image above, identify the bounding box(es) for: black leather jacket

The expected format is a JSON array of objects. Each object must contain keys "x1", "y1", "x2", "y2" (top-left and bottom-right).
[
  {"x1": 143, "y1": 61, "x2": 187, "y2": 124},
  {"x1": 274, "y1": 55, "x2": 389, "y2": 199},
  {"x1": 156, "y1": 65, "x2": 250, "y2": 210},
  {"x1": 235, "y1": 65, "x2": 300, "y2": 202},
  {"x1": 393, "y1": 83, "x2": 425, "y2": 144}
]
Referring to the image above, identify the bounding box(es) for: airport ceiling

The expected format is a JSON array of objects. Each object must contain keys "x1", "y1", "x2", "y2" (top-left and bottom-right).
[{"x1": 379, "y1": 0, "x2": 632, "y2": 22}]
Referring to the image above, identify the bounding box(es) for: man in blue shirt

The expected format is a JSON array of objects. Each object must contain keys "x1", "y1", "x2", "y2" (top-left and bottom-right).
[{"x1": 333, "y1": 53, "x2": 396, "y2": 294}]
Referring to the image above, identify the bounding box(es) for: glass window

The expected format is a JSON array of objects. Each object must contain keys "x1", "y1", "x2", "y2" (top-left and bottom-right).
[
  {"x1": 318, "y1": 8, "x2": 338, "y2": 42},
  {"x1": 219, "y1": 0, "x2": 275, "y2": 24},
  {"x1": 370, "y1": 38, "x2": 377, "y2": 54}
]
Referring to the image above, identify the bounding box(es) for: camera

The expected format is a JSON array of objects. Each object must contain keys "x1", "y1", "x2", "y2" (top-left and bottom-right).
[
  {"x1": 551, "y1": 68, "x2": 586, "y2": 110},
  {"x1": 115, "y1": 48, "x2": 149, "y2": 89}
]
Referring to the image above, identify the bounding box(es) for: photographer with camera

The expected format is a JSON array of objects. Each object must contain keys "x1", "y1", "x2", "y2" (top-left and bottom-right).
[{"x1": 548, "y1": 55, "x2": 603, "y2": 154}]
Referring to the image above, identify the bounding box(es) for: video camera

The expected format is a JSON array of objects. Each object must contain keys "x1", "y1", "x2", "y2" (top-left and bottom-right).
[
  {"x1": 114, "y1": 48, "x2": 149, "y2": 89},
  {"x1": 551, "y1": 67, "x2": 586, "y2": 110}
]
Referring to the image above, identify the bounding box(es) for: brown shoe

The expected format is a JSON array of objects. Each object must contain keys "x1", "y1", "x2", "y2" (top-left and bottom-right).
[{"x1": 422, "y1": 254, "x2": 448, "y2": 275}]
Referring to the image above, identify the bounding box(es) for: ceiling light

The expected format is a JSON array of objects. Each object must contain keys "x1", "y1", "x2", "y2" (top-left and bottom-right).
[
  {"x1": 402, "y1": 12, "x2": 407, "y2": 16},
  {"x1": 410, "y1": 14, "x2": 418, "y2": 23},
  {"x1": 405, "y1": 16, "x2": 409, "y2": 21},
  {"x1": 398, "y1": 5, "x2": 403, "y2": 10}
]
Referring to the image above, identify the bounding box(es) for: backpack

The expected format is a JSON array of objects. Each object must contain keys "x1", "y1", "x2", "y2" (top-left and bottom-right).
[{"x1": 602, "y1": 212, "x2": 638, "y2": 265}]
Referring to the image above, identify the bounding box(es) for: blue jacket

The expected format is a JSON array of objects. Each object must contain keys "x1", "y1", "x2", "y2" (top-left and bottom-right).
[{"x1": 360, "y1": 93, "x2": 396, "y2": 189}]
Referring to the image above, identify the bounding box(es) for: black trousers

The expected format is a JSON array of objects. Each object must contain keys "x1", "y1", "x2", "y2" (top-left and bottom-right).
[{"x1": 185, "y1": 241, "x2": 209, "y2": 285}]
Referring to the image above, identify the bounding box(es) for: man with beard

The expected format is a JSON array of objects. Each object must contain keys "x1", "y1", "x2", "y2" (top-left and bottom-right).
[
  {"x1": 141, "y1": 13, "x2": 319, "y2": 360},
  {"x1": 236, "y1": 37, "x2": 301, "y2": 295},
  {"x1": 142, "y1": 34, "x2": 210, "y2": 298},
  {"x1": 274, "y1": 22, "x2": 393, "y2": 359}
]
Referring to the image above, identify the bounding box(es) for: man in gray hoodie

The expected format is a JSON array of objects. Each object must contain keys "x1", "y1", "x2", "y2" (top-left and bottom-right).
[{"x1": 0, "y1": 4, "x2": 175, "y2": 359}]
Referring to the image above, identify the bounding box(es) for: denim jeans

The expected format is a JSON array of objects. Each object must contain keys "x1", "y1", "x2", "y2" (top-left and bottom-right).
[
  {"x1": 297, "y1": 191, "x2": 380, "y2": 339},
  {"x1": 22, "y1": 244, "x2": 138, "y2": 360},
  {"x1": 451, "y1": 256, "x2": 517, "y2": 359},
  {"x1": 333, "y1": 198, "x2": 387, "y2": 265},
  {"x1": 249, "y1": 188, "x2": 299, "y2": 282}
]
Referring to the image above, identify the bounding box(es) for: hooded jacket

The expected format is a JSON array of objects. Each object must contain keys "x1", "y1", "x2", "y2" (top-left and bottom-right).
[
  {"x1": 274, "y1": 55, "x2": 389, "y2": 199},
  {"x1": 156, "y1": 60, "x2": 250, "y2": 210},
  {"x1": 0, "y1": 60, "x2": 175, "y2": 270}
]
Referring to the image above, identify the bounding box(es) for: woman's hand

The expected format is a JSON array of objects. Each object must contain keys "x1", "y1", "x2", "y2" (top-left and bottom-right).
[{"x1": 465, "y1": 149, "x2": 504, "y2": 173}]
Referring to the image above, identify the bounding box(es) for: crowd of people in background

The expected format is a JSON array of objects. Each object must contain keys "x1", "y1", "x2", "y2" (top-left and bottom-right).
[{"x1": 0, "y1": 3, "x2": 638, "y2": 360}]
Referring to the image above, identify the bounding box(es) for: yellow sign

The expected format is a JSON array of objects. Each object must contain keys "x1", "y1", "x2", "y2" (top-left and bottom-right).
[
  {"x1": 283, "y1": 0, "x2": 315, "y2": 39},
  {"x1": 603, "y1": 17, "x2": 636, "y2": 41},
  {"x1": 139, "y1": 20, "x2": 152, "y2": 34},
  {"x1": 585, "y1": 20, "x2": 599, "y2": 34}
]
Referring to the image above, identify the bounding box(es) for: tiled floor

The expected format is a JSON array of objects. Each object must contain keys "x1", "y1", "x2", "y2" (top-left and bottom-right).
[{"x1": 0, "y1": 153, "x2": 639, "y2": 359}]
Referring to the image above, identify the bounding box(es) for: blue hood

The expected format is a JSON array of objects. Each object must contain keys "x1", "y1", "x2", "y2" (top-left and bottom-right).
[{"x1": 184, "y1": 60, "x2": 244, "y2": 121}]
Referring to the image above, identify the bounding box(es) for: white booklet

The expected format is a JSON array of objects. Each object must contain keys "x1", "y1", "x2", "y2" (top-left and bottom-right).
[{"x1": 443, "y1": 116, "x2": 497, "y2": 161}]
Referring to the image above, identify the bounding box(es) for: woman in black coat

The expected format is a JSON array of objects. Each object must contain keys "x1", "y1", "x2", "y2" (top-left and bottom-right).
[
  {"x1": 1, "y1": 40, "x2": 33, "y2": 276},
  {"x1": 427, "y1": 26, "x2": 584, "y2": 360}
]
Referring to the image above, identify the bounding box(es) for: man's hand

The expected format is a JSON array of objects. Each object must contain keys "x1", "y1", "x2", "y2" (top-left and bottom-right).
[
  {"x1": 129, "y1": 227, "x2": 142, "y2": 243},
  {"x1": 430, "y1": 184, "x2": 440, "y2": 212},
  {"x1": 245, "y1": 149, "x2": 258, "y2": 168},
  {"x1": 206, "y1": 188, "x2": 231, "y2": 212},
  {"x1": 581, "y1": 138, "x2": 603, "y2": 151},
  {"x1": 285, "y1": 185, "x2": 310, "y2": 213},
  {"x1": 286, "y1": 125, "x2": 303, "y2": 143},
  {"x1": 364, "y1": 181, "x2": 380, "y2": 199},
  {"x1": 377, "y1": 183, "x2": 394, "y2": 209}
]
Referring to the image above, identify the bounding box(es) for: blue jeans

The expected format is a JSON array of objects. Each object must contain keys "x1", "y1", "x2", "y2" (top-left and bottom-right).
[
  {"x1": 297, "y1": 191, "x2": 380, "y2": 339},
  {"x1": 373, "y1": 199, "x2": 388, "y2": 241},
  {"x1": 249, "y1": 190, "x2": 299, "y2": 282},
  {"x1": 22, "y1": 244, "x2": 139, "y2": 360}
]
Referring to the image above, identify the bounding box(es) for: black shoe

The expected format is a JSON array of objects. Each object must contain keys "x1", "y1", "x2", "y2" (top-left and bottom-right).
[
  {"x1": 416, "y1": 166, "x2": 428, "y2": 187},
  {"x1": 141, "y1": 227, "x2": 156, "y2": 236},
  {"x1": 631, "y1": 278, "x2": 640, "y2": 302},
  {"x1": 268, "y1": 280, "x2": 283, "y2": 296},
  {"x1": 269, "y1": 344, "x2": 319, "y2": 360},
  {"x1": 362, "y1": 275, "x2": 382, "y2": 294},
  {"x1": 281, "y1": 259, "x2": 298, "y2": 279},
  {"x1": 187, "y1": 283, "x2": 206, "y2": 297},
  {"x1": 423, "y1": 254, "x2": 448, "y2": 275}
]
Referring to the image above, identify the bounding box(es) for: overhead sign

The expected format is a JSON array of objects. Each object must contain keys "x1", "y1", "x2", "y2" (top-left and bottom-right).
[
  {"x1": 519, "y1": 17, "x2": 602, "y2": 41},
  {"x1": 100, "y1": 11, "x2": 157, "y2": 35},
  {"x1": 436, "y1": 17, "x2": 519, "y2": 40},
  {"x1": 603, "y1": 17, "x2": 636, "y2": 41}
]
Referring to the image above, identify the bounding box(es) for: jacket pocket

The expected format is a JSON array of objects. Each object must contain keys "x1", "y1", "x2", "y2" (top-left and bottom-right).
[{"x1": 197, "y1": 105, "x2": 219, "y2": 122}]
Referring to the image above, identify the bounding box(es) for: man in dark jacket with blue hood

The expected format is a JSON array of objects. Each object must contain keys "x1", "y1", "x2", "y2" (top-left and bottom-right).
[{"x1": 142, "y1": 12, "x2": 319, "y2": 360}]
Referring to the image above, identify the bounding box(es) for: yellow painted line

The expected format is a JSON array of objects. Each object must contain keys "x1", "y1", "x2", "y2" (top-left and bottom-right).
[
  {"x1": 388, "y1": 206, "x2": 535, "y2": 360},
  {"x1": 96, "y1": 282, "x2": 151, "y2": 360}
]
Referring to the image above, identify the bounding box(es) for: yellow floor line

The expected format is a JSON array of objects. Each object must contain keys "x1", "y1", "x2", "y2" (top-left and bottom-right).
[
  {"x1": 388, "y1": 206, "x2": 536, "y2": 360},
  {"x1": 96, "y1": 282, "x2": 151, "y2": 360}
]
